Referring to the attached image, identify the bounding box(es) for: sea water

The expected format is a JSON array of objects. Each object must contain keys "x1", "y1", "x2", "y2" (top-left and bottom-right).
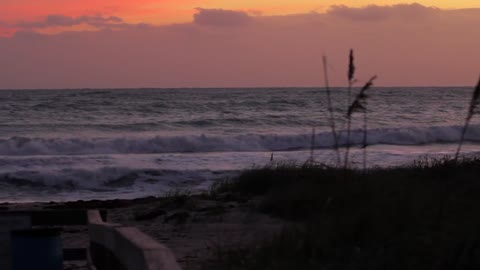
[{"x1": 0, "y1": 87, "x2": 479, "y2": 202}]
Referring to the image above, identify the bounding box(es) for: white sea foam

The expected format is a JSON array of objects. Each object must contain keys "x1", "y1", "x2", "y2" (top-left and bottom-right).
[
  {"x1": 0, "y1": 124, "x2": 479, "y2": 156},
  {"x1": 2, "y1": 142, "x2": 480, "y2": 203}
]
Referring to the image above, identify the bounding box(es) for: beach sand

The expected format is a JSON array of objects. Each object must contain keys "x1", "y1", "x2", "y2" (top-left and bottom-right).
[{"x1": 1, "y1": 193, "x2": 286, "y2": 270}]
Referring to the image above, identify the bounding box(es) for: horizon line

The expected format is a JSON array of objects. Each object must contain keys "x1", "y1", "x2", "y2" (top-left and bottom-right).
[{"x1": 0, "y1": 85, "x2": 474, "y2": 91}]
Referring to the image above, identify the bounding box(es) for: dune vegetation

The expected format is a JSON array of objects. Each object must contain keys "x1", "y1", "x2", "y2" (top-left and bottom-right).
[{"x1": 204, "y1": 157, "x2": 480, "y2": 269}]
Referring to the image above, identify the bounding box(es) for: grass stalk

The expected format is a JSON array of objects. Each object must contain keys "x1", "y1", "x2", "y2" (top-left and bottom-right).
[
  {"x1": 363, "y1": 100, "x2": 368, "y2": 173},
  {"x1": 310, "y1": 127, "x2": 316, "y2": 163},
  {"x1": 455, "y1": 76, "x2": 480, "y2": 161},
  {"x1": 347, "y1": 76, "x2": 377, "y2": 173},
  {"x1": 344, "y1": 49, "x2": 356, "y2": 169},
  {"x1": 322, "y1": 56, "x2": 341, "y2": 166}
]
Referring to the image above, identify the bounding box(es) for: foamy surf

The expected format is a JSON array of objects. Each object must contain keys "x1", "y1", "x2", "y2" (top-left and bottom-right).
[
  {"x1": 2, "y1": 143, "x2": 480, "y2": 202},
  {"x1": 0, "y1": 87, "x2": 478, "y2": 202},
  {"x1": 1, "y1": 124, "x2": 479, "y2": 156}
]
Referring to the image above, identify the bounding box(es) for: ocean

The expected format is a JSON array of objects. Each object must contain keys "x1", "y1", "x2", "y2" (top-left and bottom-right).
[{"x1": 1, "y1": 87, "x2": 479, "y2": 202}]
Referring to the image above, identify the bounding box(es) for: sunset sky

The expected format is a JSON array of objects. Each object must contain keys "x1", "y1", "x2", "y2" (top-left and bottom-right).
[{"x1": 0, "y1": 1, "x2": 479, "y2": 88}]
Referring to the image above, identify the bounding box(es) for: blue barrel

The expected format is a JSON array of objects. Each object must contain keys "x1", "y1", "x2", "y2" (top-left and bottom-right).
[{"x1": 10, "y1": 228, "x2": 63, "y2": 270}]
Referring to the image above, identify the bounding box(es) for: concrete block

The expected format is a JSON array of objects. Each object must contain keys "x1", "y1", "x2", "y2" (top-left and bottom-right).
[{"x1": 87, "y1": 210, "x2": 182, "y2": 270}]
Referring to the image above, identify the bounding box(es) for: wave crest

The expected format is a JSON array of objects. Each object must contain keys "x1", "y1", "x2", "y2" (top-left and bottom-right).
[{"x1": 0, "y1": 124, "x2": 479, "y2": 156}]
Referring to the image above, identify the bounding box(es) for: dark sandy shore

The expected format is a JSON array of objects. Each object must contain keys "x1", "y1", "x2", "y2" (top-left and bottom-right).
[{"x1": 2, "y1": 193, "x2": 286, "y2": 270}]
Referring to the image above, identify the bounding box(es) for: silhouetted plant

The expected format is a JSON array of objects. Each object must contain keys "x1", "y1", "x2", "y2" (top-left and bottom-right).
[
  {"x1": 344, "y1": 49, "x2": 356, "y2": 169},
  {"x1": 309, "y1": 127, "x2": 316, "y2": 163},
  {"x1": 347, "y1": 76, "x2": 377, "y2": 172},
  {"x1": 322, "y1": 56, "x2": 341, "y2": 166},
  {"x1": 455, "y1": 76, "x2": 480, "y2": 161}
]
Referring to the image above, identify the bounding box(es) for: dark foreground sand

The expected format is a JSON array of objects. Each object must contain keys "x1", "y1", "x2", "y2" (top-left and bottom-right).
[{"x1": 2, "y1": 193, "x2": 286, "y2": 270}]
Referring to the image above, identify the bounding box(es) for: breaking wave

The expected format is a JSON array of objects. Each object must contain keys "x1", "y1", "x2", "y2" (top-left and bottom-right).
[
  {"x1": 0, "y1": 124, "x2": 479, "y2": 156},
  {"x1": 0, "y1": 168, "x2": 236, "y2": 202}
]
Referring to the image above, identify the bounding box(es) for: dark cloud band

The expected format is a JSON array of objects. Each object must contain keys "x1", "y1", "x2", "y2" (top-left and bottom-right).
[
  {"x1": 193, "y1": 8, "x2": 252, "y2": 27},
  {"x1": 15, "y1": 15, "x2": 125, "y2": 29}
]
